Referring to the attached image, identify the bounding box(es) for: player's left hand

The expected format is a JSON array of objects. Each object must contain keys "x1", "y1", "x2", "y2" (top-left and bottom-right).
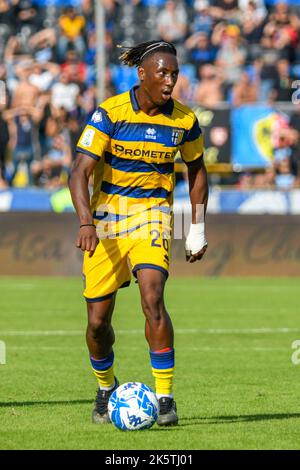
[
  {"x1": 185, "y1": 244, "x2": 208, "y2": 263},
  {"x1": 185, "y1": 223, "x2": 208, "y2": 263}
]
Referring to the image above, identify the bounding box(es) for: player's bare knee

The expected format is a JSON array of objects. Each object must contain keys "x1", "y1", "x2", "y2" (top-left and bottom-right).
[
  {"x1": 87, "y1": 316, "x2": 111, "y2": 339},
  {"x1": 87, "y1": 303, "x2": 112, "y2": 338}
]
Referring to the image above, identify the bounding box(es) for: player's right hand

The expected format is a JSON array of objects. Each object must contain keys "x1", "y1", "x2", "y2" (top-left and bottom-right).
[{"x1": 76, "y1": 226, "x2": 99, "y2": 257}]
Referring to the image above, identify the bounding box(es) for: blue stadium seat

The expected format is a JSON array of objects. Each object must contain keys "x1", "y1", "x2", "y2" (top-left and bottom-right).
[
  {"x1": 33, "y1": 0, "x2": 81, "y2": 6},
  {"x1": 141, "y1": 0, "x2": 166, "y2": 6},
  {"x1": 291, "y1": 64, "x2": 300, "y2": 78},
  {"x1": 110, "y1": 65, "x2": 139, "y2": 94},
  {"x1": 264, "y1": 0, "x2": 300, "y2": 4},
  {"x1": 180, "y1": 63, "x2": 196, "y2": 81}
]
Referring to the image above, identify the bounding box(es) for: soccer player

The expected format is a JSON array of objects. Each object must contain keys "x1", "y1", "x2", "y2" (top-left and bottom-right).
[{"x1": 68, "y1": 40, "x2": 208, "y2": 426}]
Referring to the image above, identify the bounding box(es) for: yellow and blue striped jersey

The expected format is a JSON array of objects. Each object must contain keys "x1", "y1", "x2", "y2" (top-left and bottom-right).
[{"x1": 76, "y1": 86, "x2": 203, "y2": 236}]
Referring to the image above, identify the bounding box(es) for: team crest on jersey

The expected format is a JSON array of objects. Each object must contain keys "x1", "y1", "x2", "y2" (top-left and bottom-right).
[
  {"x1": 171, "y1": 129, "x2": 184, "y2": 145},
  {"x1": 145, "y1": 128, "x2": 157, "y2": 140},
  {"x1": 80, "y1": 129, "x2": 95, "y2": 147},
  {"x1": 91, "y1": 110, "x2": 102, "y2": 123}
]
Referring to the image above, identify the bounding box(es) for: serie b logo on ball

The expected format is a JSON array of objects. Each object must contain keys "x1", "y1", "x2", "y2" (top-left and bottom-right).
[{"x1": 108, "y1": 382, "x2": 158, "y2": 431}]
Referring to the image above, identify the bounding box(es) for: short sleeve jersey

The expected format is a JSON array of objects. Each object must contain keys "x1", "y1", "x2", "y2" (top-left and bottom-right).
[{"x1": 76, "y1": 86, "x2": 204, "y2": 221}]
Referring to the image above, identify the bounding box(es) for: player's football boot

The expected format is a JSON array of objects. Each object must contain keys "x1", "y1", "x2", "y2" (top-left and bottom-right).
[
  {"x1": 92, "y1": 377, "x2": 119, "y2": 424},
  {"x1": 156, "y1": 397, "x2": 178, "y2": 426}
]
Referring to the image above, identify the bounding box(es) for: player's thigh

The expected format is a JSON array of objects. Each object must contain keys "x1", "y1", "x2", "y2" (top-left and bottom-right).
[
  {"x1": 83, "y1": 238, "x2": 131, "y2": 301},
  {"x1": 135, "y1": 268, "x2": 166, "y2": 306},
  {"x1": 128, "y1": 222, "x2": 171, "y2": 280}
]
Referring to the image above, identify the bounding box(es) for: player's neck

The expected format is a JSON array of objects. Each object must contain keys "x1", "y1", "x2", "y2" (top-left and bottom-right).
[{"x1": 135, "y1": 87, "x2": 161, "y2": 116}]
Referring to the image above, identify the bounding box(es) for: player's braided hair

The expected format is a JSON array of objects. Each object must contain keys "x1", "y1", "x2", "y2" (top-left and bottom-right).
[{"x1": 118, "y1": 41, "x2": 177, "y2": 67}]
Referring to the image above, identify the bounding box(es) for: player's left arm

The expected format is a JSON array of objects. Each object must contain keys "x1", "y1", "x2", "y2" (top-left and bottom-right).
[
  {"x1": 180, "y1": 114, "x2": 209, "y2": 263},
  {"x1": 185, "y1": 157, "x2": 209, "y2": 263}
]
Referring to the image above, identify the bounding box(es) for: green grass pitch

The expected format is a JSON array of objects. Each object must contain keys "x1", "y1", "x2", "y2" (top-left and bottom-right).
[{"x1": 0, "y1": 276, "x2": 300, "y2": 450}]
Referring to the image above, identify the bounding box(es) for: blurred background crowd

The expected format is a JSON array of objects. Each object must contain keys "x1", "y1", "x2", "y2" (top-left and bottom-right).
[{"x1": 0, "y1": 0, "x2": 299, "y2": 192}]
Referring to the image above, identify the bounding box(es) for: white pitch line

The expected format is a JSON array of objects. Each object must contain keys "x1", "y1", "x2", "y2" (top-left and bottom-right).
[
  {"x1": 7, "y1": 346, "x2": 289, "y2": 352},
  {"x1": 0, "y1": 327, "x2": 300, "y2": 336}
]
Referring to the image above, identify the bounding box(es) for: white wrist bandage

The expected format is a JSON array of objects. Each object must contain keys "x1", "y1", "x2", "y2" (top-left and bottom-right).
[{"x1": 185, "y1": 223, "x2": 207, "y2": 255}]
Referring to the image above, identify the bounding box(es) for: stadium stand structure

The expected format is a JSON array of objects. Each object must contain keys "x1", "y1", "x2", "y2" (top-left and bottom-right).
[{"x1": 0, "y1": 0, "x2": 299, "y2": 198}]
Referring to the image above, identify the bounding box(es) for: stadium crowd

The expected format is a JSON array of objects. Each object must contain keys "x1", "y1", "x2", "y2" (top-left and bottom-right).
[{"x1": 0, "y1": 0, "x2": 300, "y2": 190}]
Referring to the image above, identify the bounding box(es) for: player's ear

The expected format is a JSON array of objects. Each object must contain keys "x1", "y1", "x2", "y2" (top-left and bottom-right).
[{"x1": 137, "y1": 66, "x2": 145, "y2": 82}]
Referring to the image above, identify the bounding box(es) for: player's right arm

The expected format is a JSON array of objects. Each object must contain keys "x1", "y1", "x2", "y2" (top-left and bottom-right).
[
  {"x1": 69, "y1": 153, "x2": 99, "y2": 257},
  {"x1": 69, "y1": 106, "x2": 113, "y2": 256}
]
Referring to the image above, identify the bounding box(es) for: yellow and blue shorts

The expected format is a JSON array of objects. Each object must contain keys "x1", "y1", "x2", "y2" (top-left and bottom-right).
[{"x1": 83, "y1": 211, "x2": 171, "y2": 302}]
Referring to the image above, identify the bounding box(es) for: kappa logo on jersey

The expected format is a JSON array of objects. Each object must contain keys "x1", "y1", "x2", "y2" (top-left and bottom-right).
[
  {"x1": 145, "y1": 128, "x2": 157, "y2": 140},
  {"x1": 91, "y1": 110, "x2": 102, "y2": 123},
  {"x1": 171, "y1": 129, "x2": 185, "y2": 145},
  {"x1": 80, "y1": 128, "x2": 95, "y2": 147}
]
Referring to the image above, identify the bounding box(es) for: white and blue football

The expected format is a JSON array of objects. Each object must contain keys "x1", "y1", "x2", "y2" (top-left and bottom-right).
[{"x1": 108, "y1": 382, "x2": 158, "y2": 431}]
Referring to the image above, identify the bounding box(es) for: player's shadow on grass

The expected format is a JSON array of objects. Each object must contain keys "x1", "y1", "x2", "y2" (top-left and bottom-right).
[
  {"x1": 178, "y1": 413, "x2": 300, "y2": 426},
  {"x1": 0, "y1": 399, "x2": 93, "y2": 407}
]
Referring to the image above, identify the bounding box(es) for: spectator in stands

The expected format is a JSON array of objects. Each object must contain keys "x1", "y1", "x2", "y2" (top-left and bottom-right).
[
  {"x1": 67, "y1": 113, "x2": 82, "y2": 155},
  {"x1": 82, "y1": 0, "x2": 94, "y2": 23},
  {"x1": 288, "y1": 128, "x2": 300, "y2": 179},
  {"x1": 172, "y1": 72, "x2": 193, "y2": 103},
  {"x1": 156, "y1": 0, "x2": 188, "y2": 45},
  {"x1": 215, "y1": 24, "x2": 247, "y2": 94},
  {"x1": 191, "y1": 0, "x2": 214, "y2": 35},
  {"x1": 0, "y1": 0, "x2": 299, "y2": 192},
  {"x1": 84, "y1": 29, "x2": 96, "y2": 82},
  {"x1": 103, "y1": 66, "x2": 117, "y2": 99},
  {"x1": 269, "y1": 1, "x2": 300, "y2": 31},
  {"x1": 275, "y1": 157, "x2": 296, "y2": 190},
  {"x1": 28, "y1": 60, "x2": 60, "y2": 92},
  {"x1": 231, "y1": 71, "x2": 258, "y2": 106},
  {"x1": 290, "y1": 104, "x2": 300, "y2": 134},
  {"x1": 61, "y1": 49, "x2": 87, "y2": 86},
  {"x1": 41, "y1": 106, "x2": 73, "y2": 158},
  {"x1": 0, "y1": 103, "x2": 9, "y2": 187},
  {"x1": 253, "y1": 172, "x2": 269, "y2": 189},
  {"x1": 15, "y1": 0, "x2": 44, "y2": 35},
  {"x1": 237, "y1": 171, "x2": 253, "y2": 189},
  {"x1": 0, "y1": 0, "x2": 15, "y2": 26},
  {"x1": 31, "y1": 133, "x2": 72, "y2": 188},
  {"x1": 57, "y1": 6, "x2": 86, "y2": 61},
  {"x1": 3, "y1": 105, "x2": 43, "y2": 185},
  {"x1": 209, "y1": 0, "x2": 240, "y2": 22},
  {"x1": 28, "y1": 27, "x2": 57, "y2": 63},
  {"x1": 240, "y1": 0, "x2": 266, "y2": 45},
  {"x1": 185, "y1": 31, "x2": 217, "y2": 68},
  {"x1": 55, "y1": 106, "x2": 72, "y2": 144},
  {"x1": 11, "y1": 60, "x2": 41, "y2": 108},
  {"x1": 51, "y1": 72, "x2": 80, "y2": 116},
  {"x1": 238, "y1": 167, "x2": 276, "y2": 190},
  {"x1": 261, "y1": 12, "x2": 299, "y2": 63},
  {"x1": 274, "y1": 58, "x2": 293, "y2": 102},
  {"x1": 0, "y1": 0, "x2": 16, "y2": 58},
  {"x1": 238, "y1": 0, "x2": 267, "y2": 23},
  {"x1": 102, "y1": 0, "x2": 118, "y2": 14},
  {"x1": 280, "y1": 116, "x2": 300, "y2": 178},
  {"x1": 36, "y1": 90, "x2": 52, "y2": 155},
  {"x1": 258, "y1": 54, "x2": 280, "y2": 102},
  {"x1": 264, "y1": 165, "x2": 276, "y2": 189},
  {"x1": 77, "y1": 83, "x2": 97, "y2": 120},
  {"x1": 193, "y1": 63, "x2": 224, "y2": 108}
]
